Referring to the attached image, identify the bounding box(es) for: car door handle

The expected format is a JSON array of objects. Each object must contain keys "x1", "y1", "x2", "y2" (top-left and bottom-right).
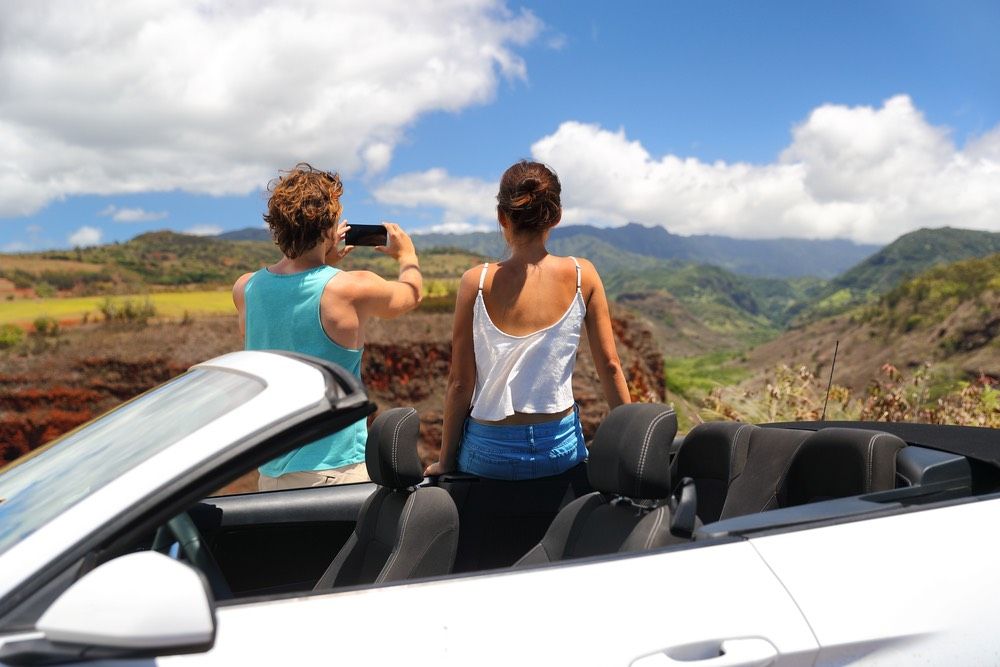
[{"x1": 631, "y1": 637, "x2": 778, "y2": 667}]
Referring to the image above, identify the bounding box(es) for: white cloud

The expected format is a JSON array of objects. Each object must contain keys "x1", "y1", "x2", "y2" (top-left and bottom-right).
[
  {"x1": 373, "y1": 168, "x2": 498, "y2": 225},
  {"x1": 0, "y1": 1, "x2": 540, "y2": 218},
  {"x1": 379, "y1": 96, "x2": 1000, "y2": 244},
  {"x1": 413, "y1": 221, "x2": 494, "y2": 234},
  {"x1": 98, "y1": 205, "x2": 168, "y2": 223},
  {"x1": 184, "y1": 225, "x2": 222, "y2": 237},
  {"x1": 68, "y1": 226, "x2": 102, "y2": 247}
]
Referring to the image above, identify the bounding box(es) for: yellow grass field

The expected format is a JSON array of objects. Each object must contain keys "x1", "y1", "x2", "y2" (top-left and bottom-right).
[{"x1": 0, "y1": 291, "x2": 235, "y2": 326}]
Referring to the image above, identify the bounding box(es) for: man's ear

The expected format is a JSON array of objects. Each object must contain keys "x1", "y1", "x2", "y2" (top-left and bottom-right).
[{"x1": 323, "y1": 222, "x2": 339, "y2": 243}]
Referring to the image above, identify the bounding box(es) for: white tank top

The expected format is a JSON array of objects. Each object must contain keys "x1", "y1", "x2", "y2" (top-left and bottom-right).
[{"x1": 470, "y1": 257, "x2": 586, "y2": 421}]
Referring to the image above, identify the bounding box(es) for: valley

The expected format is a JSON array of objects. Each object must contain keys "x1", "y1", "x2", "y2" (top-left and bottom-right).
[{"x1": 4, "y1": 223, "x2": 1000, "y2": 473}]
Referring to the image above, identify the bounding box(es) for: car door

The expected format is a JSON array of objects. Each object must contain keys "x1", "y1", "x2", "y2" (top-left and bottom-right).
[
  {"x1": 751, "y1": 495, "x2": 1000, "y2": 665},
  {"x1": 161, "y1": 540, "x2": 819, "y2": 667},
  {"x1": 191, "y1": 483, "x2": 376, "y2": 596}
]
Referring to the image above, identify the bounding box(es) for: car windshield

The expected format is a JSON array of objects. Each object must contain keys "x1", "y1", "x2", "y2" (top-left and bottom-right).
[{"x1": 0, "y1": 368, "x2": 263, "y2": 557}]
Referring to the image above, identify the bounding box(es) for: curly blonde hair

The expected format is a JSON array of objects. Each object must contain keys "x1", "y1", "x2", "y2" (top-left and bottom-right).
[{"x1": 264, "y1": 163, "x2": 343, "y2": 258}]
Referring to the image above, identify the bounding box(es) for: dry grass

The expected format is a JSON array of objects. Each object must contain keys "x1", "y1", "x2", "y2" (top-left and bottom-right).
[
  {"x1": 0, "y1": 291, "x2": 235, "y2": 326},
  {"x1": 0, "y1": 256, "x2": 107, "y2": 274}
]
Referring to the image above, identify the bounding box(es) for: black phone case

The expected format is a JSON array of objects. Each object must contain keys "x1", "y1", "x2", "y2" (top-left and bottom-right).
[{"x1": 345, "y1": 224, "x2": 387, "y2": 247}]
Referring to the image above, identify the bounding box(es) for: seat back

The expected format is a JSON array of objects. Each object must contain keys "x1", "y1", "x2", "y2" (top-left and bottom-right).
[
  {"x1": 514, "y1": 404, "x2": 681, "y2": 567},
  {"x1": 719, "y1": 426, "x2": 812, "y2": 518},
  {"x1": 779, "y1": 427, "x2": 906, "y2": 507},
  {"x1": 315, "y1": 408, "x2": 459, "y2": 589},
  {"x1": 672, "y1": 422, "x2": 755, "y2": 524}
]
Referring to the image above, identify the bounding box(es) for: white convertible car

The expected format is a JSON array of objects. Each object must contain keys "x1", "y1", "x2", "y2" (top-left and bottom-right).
[{"x1": 0, "y1": 350, "x2": 998, "y2": 666}]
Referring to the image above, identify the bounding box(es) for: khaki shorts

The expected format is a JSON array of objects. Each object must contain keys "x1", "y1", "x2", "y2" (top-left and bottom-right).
[{"x1": 258, "y1": 462, "x2": 370, "y2": 491}]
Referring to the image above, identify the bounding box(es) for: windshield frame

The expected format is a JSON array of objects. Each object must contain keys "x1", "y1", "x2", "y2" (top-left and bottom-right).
[
  {"x1": 0, "y1": 368, "x2": 266, "y2": 559},
  {"x1": 0, "y1": 351, "x2": 375, "y2": 627}
]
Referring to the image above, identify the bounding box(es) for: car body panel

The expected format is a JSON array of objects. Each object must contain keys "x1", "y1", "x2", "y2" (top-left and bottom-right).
[
  {"x1": 159, "y1": 542, "x2": 818, "y2": 667},
  {"x1": 751, "y1": 495, "x2": 1000, "y2": 665}
]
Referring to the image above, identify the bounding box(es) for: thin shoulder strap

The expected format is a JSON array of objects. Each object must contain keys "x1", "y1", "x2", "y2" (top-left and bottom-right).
[
  {"x1": 478, "y1": 263, "x2": 489, "y2": 292},
  {"x1": 569, "y1": 256, "x2": 582, "y2": 292}
]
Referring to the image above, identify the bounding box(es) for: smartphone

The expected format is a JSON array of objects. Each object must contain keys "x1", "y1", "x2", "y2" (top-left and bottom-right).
[{"x1": 345, "y1": 223, "x2": 388, "y2": 247}]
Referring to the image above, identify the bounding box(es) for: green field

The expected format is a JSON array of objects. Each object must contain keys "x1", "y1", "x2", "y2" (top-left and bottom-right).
[
  {"x1": 0, "y1": 291, "x2": 236, "y2": 326},
  {"x1": 664, "y1": 351, "x2": 750, "y2": 399}
]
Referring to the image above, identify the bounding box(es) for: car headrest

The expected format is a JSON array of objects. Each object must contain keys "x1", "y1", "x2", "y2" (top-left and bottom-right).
[
  {"x1": 674, "y1": 421, "x2": 756, "y2": 483},
  {"x1": 781, "y1": 427, "x2": 906, "y2": 506},
  {"x1": 588, "y1": 403, "x2": 677, "y2": 499},
  {"x1": 366, "y1": 407, "x2": 424, "y2": 488}
]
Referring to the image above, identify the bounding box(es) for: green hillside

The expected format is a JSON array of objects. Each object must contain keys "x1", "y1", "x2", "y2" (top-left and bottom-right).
[
  {"x1": 0, "y1": 231, "x2": 484, "y2": 297},
  {"x1": 606, "y1": 262, "x2": 824, "y2": 328},
  {"x1": 861, "y1": 252, "x2": 1000, "y2": 334},
  {"x1": 606, "y1": 263, "x2": 769, "y2": 343},
  {"x1": 799, "y1": 227, "x2": 1000, "y2": 321}
]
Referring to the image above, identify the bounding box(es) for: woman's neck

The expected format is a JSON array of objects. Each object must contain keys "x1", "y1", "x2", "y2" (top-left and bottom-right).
[{"x1": 505, "y1": 233, "x2": 549, "y2": 264}]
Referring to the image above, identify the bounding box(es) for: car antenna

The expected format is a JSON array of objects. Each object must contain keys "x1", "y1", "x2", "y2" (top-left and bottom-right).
[{"x1": 821, "y1": 339, "x2": 840, "y2": 422}]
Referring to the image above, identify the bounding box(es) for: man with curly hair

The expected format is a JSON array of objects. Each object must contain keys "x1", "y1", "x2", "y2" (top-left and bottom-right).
[{"x1": 233, "y1": 163, "x2": 422, "y2": 490}]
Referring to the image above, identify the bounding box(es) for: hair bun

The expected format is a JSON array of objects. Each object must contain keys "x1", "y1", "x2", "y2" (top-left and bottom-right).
[
  {"x1": 517, "y1": 177, "x2": 544, "y2": 198},
  {"x1": 496, "y1": 160, "x2": 562, "y2": 235}
]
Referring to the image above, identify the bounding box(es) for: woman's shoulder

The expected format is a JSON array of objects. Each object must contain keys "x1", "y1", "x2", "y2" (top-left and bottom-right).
[
  {"x1": 458, "y1": 262, "x2": 490, "y2": 293},
  {"x1": 553, "y1": 254, "x2": 597, "y2": 278}
]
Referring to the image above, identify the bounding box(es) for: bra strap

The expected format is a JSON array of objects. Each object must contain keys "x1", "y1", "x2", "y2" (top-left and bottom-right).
[
  {"x1": 478, "y1": 263, "x2": 489, "y2": 292},
  {"x1": 569, "y1": 256, "x2": 582, "y2": 292}
]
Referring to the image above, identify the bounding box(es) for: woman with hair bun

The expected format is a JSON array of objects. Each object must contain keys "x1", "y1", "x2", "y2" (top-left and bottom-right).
[{"x1": 425, "y1": 160, "x2": 630, "y2": 480}]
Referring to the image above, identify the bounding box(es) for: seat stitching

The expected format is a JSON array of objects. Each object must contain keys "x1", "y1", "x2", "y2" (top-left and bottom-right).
[
  {"x1": 643, "y1": 507, "x2": 667, "y2": 550},
  {"x1": 760, "y1": 491, "x2": 778, "y2": 512},
  {"x1": 768, "y1": 439, "x2": 806, "y2": 509},
  {"x1": 390, "y1": 409, "x2": 417, "y2": 487},
  {"x1": 729, "y1": 423, "x2": 751, "y2": 480},
  {"x1": 636, "y1": 410, "x2": 673, "y2": 497},
  {"x1": 865, "y1": 433, "x2": 879, "y2": 492},
  {"x1": 380, "y1": 494, "x2": 416, "y2": 578},
  {"x1": 719, "y1": 424, "x2": 752, "y2": 519}
]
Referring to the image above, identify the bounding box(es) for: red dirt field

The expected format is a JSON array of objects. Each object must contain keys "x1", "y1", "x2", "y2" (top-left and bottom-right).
[{"x1": 1, "y1": 307, "x2": 664, "y2": 493}]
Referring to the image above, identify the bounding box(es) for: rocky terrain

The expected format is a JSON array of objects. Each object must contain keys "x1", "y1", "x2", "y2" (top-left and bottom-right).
[{"x1": 0, "y1": 307, "x2": 665, "y2": 491}]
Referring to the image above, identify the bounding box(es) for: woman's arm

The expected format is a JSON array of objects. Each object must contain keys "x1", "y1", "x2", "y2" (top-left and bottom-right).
[
  {"x1": 425, "y1": 267, "x2": 480, "y2": 476},
  {"x1": 580, "y1": 259, "x2": 631, "y2": 408}
]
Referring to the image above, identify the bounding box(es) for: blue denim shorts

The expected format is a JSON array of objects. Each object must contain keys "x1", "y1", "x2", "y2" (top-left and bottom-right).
[{"x1": 457, "y1": 406, "x2": 587, "y2": 481}]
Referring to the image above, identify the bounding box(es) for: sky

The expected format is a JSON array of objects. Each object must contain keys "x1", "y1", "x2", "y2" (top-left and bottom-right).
[{"x1": 1, "y1": 0, "x2": 998, "y2": 252}]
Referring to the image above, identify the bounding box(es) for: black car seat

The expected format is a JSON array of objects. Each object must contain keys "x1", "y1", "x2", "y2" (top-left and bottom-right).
[
  {"x1": 673, "y1": 422, "x2": 812, "y2": 522},
  {"x1": 778, "y1": 427, "x2": 907, "y2": 506},
  {"x1": 513, "y1": 403, "x2": 686, "y2": 567},
  {"x1": 718, "y1": 426, "x2": 813, "y2": 518},
  {"x1": 671, "y1": 421, "x2": 755, "y2": 524},
  {"x1": 314, "y1": 407, "x2": 459, "y2": 589}
]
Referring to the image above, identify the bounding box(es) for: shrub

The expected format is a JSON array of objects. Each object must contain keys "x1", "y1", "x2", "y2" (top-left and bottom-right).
[
  {"x1": 33, "y1": 315, "x2": 60, "y2": 337},
  {"x1": 0, "y1": 324, "x2": 25, "y2": 349},
  {"x1": 702, "y1": 362, "x2": 1000, "y2": 428},
  {"x1": 34, "y1": 281, "x2": 56, "y2": 298},
  {"x1": 99, "y1": 296, "x2": 157, "y2": 325}
]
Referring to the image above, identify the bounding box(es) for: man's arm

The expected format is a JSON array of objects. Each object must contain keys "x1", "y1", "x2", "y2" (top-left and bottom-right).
[
  {"x1": 355, "y1": 222, "x2": 422, "y2": 319},
  {"x1": 232, "y1": 272, "x2": 254, "y2": 342}
]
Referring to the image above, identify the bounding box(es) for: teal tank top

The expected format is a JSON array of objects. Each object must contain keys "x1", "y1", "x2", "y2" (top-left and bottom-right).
[{"x1": 244, "y1": 265, "x2": 367, "y2": 476}]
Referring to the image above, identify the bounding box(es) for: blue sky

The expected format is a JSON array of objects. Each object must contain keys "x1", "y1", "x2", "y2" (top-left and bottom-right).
[{"x1": 1, "y1": 0, "x2": 998, "y2": 251}]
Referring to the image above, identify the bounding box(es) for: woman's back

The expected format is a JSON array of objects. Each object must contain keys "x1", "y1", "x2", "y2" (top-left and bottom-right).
[
  {"x1": 471, "y1": 255, "x2": 585, "y2": 422},
  {"x1": 425, "y1": 159, "x2": 631, "y2": 480},
  {"x1": 479, "y1": 255, "x2": 582, "y2": 336}
]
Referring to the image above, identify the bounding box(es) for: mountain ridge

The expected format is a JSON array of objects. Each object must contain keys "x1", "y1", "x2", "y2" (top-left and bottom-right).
[{"x1": 218, "y1": 223, "x2": 880, "y2": 280}]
